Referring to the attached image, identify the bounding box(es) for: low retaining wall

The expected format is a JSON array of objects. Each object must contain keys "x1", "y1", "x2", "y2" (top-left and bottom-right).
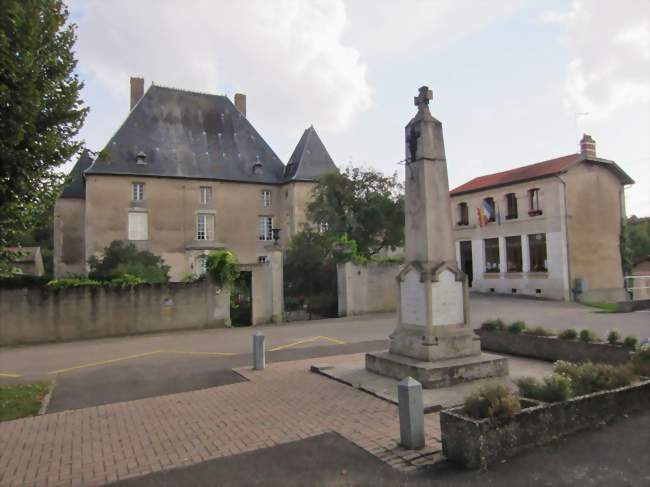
[
  {"x1": 0, "y1": 280, "x2": 230, "y2": 346},
  {"x1": 441, "y1": 379, "x2": 650, "y2": 469},
  {"x1": 477, "y1": 330, "x2": 633, "y2": 364},
  {"x1": 337, "y1": 261, "x2": 401, "y2": 316},
  {"x1": 617, "y1": 299, "x2": 650, "y2": 312}
]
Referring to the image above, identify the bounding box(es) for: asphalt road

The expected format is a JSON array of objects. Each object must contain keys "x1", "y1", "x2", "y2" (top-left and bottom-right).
[{"x1": 110, "y1": 409, "x2": 650, "y2": 487}]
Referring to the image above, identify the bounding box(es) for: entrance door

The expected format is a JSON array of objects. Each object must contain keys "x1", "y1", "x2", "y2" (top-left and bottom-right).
[
  {"x1": 230, "y1": 271, "x2": 252, "y2": 326},
  {"x1": 460, "y1": 241, "x2": 473, "y2": 287}
]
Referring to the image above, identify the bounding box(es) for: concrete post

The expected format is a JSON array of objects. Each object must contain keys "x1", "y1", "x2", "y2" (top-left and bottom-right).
[
  {"x1": 253, "y1": 331, "x2": 265, "y2": 370},
  {"x1": 398, "y1": 377, "x2": 425, "y2": 449}
]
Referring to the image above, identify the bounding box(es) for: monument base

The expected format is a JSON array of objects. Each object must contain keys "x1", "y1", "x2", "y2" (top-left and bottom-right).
[
  {"x1": 365, "y1": 351, "x2": 509, "y2": 389},
  {"x1": 389, "y1": 326, "x2": 481, "y2": 362}
]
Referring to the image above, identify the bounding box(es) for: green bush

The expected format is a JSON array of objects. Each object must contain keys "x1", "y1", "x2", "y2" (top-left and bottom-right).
[
  {"x1": 88, "y1": 240, "x2": 169, "y2": 284},
  {"x1": 46, "y1": 278, "x2": 102, "y2": 290},
  {"x1": 524, "y1": 326, "x2": 555, "y2": 337},
  {"x1": 631, "y1": 346, "x2": 650, "y2": 376},
  {"x1": 463, "y1": 384, "x2": 521, "y2": 420},
  {"x1": 181, "y1": 272, "x2": 202, "y2": 283},
  {"x1": 516, "y1": 374, "x2": 572, "y2": 402},
  {"x1": 579, "y1": 329, "x2": 599, "y2": 343},
  {"x1": 508, "y1": 321, "x2": 527, "y2": 334},
  {"x1": 109, "y1": 274, "x2": 147, "y2": 287},
  {"x1": 558, "y1": 328, "x2": 578, "y2": 340},
  {"x1": 554, "y1": 361, "x2": 635, "y2": 396},
  {"x1": 0, "y1": 275, "x2": 49, "y2": 289},
  {"x1": 481, "y1": 319, "x2": 506, "y2": 332},
  {"x1": 607, "y1": 330, "x2": 621, "y2": 345},
  {"x1": 623, "y1": 336, "x2": 638, "y2": 349},
  {"x1": 206, "y1": 250, "x2": 240, "y2": 288}
]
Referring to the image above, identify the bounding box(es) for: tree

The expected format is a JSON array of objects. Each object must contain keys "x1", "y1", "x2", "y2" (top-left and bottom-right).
[
  {"x1": 306, "y1": 166, "x2": 404, "y2": 258},
  {"x1": 0, "y1": 0, "x2": 88, "y2": 270},
  {"x1": 624, "y1": 216, "x2": 650, "y2": 273},
  {"x1": 88, "y1": 241, "x2": 170, "y2": 284}
]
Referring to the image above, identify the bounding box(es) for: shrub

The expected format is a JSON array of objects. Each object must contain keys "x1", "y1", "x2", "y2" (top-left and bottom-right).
[
  {"x1": 181, "y1": 272, "x2": 202, "y2": 283},
  {"x1": 631, "y1": 346, "x2": 650, "y2": 376},
  {"x1": 554, "y1": 361, "x2": 635, "y2": 396},
  {"x1": 206, "y1": 250, "x2": 240, "y2": 288},
  {"x1": 607, "y1": 330, "x2": 621, "y2": 345},
  {"x1": 463, "y1": 384, "x2": 521, "y2": 420},
  {"x1": 578, "y1": 329, "x2": 599, "y2": 343},
  {"x1": 46, "y1": 278, "x2": 102, "y2": 290},
  {"x1": 481, "y1": 319, "x2": 506, "y2": 332},
  {"x1": 508, "y1": 321, "x2": 526, "y2": 334},
  {"x1": 109, "y1": 274, "x2": 147, "y2": 287},
  {"x1": 623, "y1": 336, "x2": 638, "y2": 349},
  {"x1": 88, "y1": 241, "x2": 170, "y2": 284},
  {"x1": 558, "y1": 328, "x2": 578, "y2": 340},
  {"x1": 524, "y1": 326, "x2": 554, "y2": 337},
  {"x1": 516, "y1": 374, "x2": 572, "y2": 402}
]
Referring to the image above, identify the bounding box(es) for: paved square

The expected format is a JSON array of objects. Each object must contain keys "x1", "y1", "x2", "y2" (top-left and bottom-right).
[{"x1": 0, "y1": 356, "x2": 441, "y2": 487}]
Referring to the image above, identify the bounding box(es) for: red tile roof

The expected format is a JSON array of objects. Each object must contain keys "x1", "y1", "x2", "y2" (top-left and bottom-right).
[{"x1": 450, "y1": 153, "x2": 582, "y2": 195}]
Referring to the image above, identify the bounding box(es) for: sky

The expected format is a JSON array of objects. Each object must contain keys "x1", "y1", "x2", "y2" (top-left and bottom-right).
[{"x1": 67, "y1": 0, "x2": 650, "y2": 216}]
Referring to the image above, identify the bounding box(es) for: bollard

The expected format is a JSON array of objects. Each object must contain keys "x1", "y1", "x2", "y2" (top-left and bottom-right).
[
  {"x1": 398, "y1": 376, "x2": 425, "y2": 449},
  {"x1": 253, "y1": 331, "x2": 266, "y2": 370}
]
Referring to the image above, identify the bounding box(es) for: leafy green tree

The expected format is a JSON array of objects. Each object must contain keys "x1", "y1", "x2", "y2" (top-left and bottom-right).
[
  {"x1": 624, "y1": 216, "x2": 650, "y2": 272},
  {"x1": 306, "y1": 166, "x2": 404, "y2": 258},
  {"x1": 0, "y1": 0, "x2": 87, "y2": 270},
  {"x1": 88, "y1": 241, "x2": 170, "y2": 284}
]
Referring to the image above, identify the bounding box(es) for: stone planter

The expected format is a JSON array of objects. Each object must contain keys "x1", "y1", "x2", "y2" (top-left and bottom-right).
[
  {"x1": 477, "y1": 329, "x2": 633, "y2": 365},
  {"x1": 441, "y1": 379, "x2": 650, "y2": 469}
]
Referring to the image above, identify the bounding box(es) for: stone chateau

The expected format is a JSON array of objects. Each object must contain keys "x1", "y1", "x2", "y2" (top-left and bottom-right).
[
  {"x1": 450, "y1": 135, "x2": 634, "y2": 303},
  {"x1": 54, "y1": 78, "x2": 337, "y2": 281}
]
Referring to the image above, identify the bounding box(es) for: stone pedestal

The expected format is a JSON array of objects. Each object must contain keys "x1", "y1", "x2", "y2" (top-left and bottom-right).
[{"x1": 365, "y1": 86, "x2": 508, "y2": 388}]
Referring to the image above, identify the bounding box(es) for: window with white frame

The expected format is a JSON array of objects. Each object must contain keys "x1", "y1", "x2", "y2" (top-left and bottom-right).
[
  {"x1": 261, "y1": 190, "x2": 272, "y2": 208},
  {"x1": 196, "y1": 256, "x2": 207, "y2": 275},
  {"x1": 258, "y1": 216, "x2": 273, "y2": 241},
  {"x1": 528, "y1": 188, "x2": 542, "y2": 215},
  {"x1": 128, "y1": 212, "x2": 148, "y2": 240},
  {"x1": 196, "y1": 213, "x2": 214, "y2": 240},
  {"x1": 132, "y1": 182, "x2": 144, "y2": 201},
  {"x1": 200, "y1": 186, "x2": 212, "y2": 205}
]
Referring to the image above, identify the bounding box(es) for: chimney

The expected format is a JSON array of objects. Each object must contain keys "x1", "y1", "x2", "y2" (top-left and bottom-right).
[
  {"x1": 580, "y1": 134, "x2": 596, "y2": 158},
  {"x1": 130, "y1": 77, "x2": 144, "y2": 110},
  {"x1": 234, "y1": 93, "x2": 246, "y2": 117}
]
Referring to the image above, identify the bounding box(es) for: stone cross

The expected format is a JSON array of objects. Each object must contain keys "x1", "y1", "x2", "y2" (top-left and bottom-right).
[{"x1": 414, "y1": 86, "x2": 433, "y2": 110}]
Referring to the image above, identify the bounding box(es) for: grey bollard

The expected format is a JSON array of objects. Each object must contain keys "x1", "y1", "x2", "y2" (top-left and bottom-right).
[
  {"x1": 253, "y1": 331, "x2": 266, "y2": 370},
  {"x1": 398, "y1": 376, "x2": 425, "y2": 449}
]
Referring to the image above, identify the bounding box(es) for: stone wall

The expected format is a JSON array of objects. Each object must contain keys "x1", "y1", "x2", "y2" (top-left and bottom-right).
[
  {"x1": 337, "y1": 262, "x2": 401, "y2": 316},
  {"x1": 0, "y1": 280, "x2": 230, "y2": 346}
]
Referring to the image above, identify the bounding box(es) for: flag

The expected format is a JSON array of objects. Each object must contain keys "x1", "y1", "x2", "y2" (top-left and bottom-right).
[{"x1": 476, "y1": 207, "x2": 484, "y2": 227}]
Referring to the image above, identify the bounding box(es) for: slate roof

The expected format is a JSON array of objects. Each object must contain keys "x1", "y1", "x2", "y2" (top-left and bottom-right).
[
  {"x1": 85, "y1": 85, "x2": 287, "y2": 184},
  {"x1": 450, "y1": 153, "x2": 633, "y2": 196},
  {"x1": 60, "y1": 150, "x2": 94, "y2": 198},
  {"x1": 283, "y1": 126, "x2": 338, "y2": 181}
]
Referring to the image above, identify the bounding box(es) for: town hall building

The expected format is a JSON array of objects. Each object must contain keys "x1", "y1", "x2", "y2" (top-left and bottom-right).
[
  {"x1": 450, "y1": 135, "x2": 634, "y2": 303},
  {"x1": 53, "y1": 78, "x2": 338, "y2": 282}
]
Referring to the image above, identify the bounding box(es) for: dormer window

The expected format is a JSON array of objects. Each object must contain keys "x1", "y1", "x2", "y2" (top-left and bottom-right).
[
  {"x1": 528, "y1": 188, "x2": 542, "y2": 216},
  {"x1": 252, "y1": 156, "x2": 263, "y2": 175},
  {"x1": 457, "y1": 202, "x2": 469, "y2": 226},
  {"x1": 135, "y1": 151, "x2": 147, "y2": 165}
]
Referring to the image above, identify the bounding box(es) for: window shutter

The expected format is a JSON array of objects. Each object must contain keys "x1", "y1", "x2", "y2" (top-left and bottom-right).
[{"x1": 128, "y1": 212, "x2": 148, "y2": 240}]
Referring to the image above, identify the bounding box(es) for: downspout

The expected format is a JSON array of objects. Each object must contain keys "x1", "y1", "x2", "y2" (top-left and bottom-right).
[{"x1": 556, "y1": 175, "x2": 572, "y2": 300}]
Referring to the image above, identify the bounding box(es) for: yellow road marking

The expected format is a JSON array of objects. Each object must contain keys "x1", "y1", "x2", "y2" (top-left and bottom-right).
[
  {"x1": 165, "y1": 349, "x2": 236, "y2": 356},
  {"x1": 0, "y1": 372, "x2": 22, "y2": 378},
  {"x1": 48, "y1": 350, "x2": 164, "y2": 375},
  {"x1": 268, "y1": 335, "x2": 346, "y2": 352}
]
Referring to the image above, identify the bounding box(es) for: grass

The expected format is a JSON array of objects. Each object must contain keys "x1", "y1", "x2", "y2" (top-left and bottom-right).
[
  {"x1": 581, "y1": 301, "x2": 619, "y2": 313},
  {"x1": 0, "y1": 382, "x2": 50, "y2": 422}
]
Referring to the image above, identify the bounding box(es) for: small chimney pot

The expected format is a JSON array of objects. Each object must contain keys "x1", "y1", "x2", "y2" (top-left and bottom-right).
[
  {"x1": 130, "y1": 77, "x2": 144, "y2": 110},
  {"x1": 580, "y1": 134, "x2": 596, "y2": 158},
  {"x1": 234, "y1": 93, "x2": 246, "y2": 117}
]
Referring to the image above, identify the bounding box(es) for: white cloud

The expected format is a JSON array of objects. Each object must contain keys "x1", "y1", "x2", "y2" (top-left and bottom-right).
[
  {"x1": 544, "y1": 0, "x2": 650, "y2": 118},
  {"x1": 69, "y1": 0, "x2": 371, "y2": 134}
]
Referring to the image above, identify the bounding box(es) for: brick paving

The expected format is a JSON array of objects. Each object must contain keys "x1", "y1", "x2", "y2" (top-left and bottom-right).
[{"x1": 0, "y1": 357, "x2": 441, "y2": 487}]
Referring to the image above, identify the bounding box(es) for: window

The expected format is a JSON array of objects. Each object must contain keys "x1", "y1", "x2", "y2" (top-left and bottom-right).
[
  {"x1": 262, "y1": 190, "x2": 272, "y2": 208},
  {"x1": 132, "y1": 183, "x2": 144, "y2": 201},
  {"x1": 258, "y1": 216, "x2": 273, "y2": 241},
  {"x1": 529, "y1": 188, "x2": 542, "y2": 216},
  {"x1": 483, "y1": 197, "x2": 496, "y2": 222},
  {"x1": 529, "y1": 233, "x2": 548, "y2": 272},
  {"x1": 196, "y1": 214, "x2": 214, "y2": 240},
  {"x1": 200, "y1": 186, "x2": 212, "y2": 205},
  {"x1": 196, "y1": 256, "x2": 207, "y2": 276},
  {"x1": 128, "y1": 212, "x2": 148, "y2": 240},
  {"x1": 506, "y1": 193, "x2": 518, "y2": 219},
  {"x1": 258, "y1": 256, "x2": 268, "y2": 263},
  {"x1": 484, "y1": 238, "x2": 500, "y2": 272},
  {"x1": 319, "y1": 221, "x2": 329, "y2": 234},
  {"x1": 506, "y1": 236, "x2": 522, "y2": 272},
  {"x1": 458, "y1": 202, "x2": 469, "y2": 226}
]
